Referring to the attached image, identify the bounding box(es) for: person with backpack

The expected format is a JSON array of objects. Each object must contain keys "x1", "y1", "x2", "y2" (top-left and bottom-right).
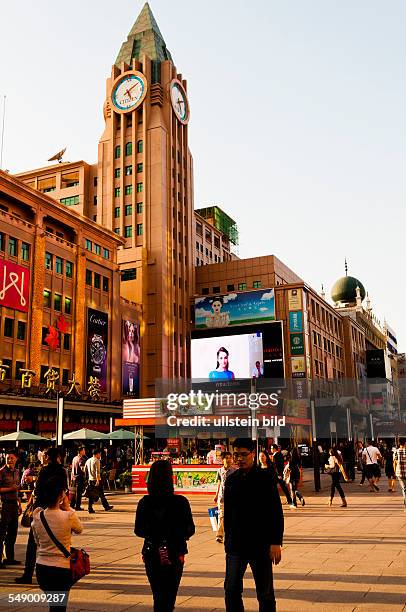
[{"x1": 134, "y1": 460, "x2": 195, "y2": 611}]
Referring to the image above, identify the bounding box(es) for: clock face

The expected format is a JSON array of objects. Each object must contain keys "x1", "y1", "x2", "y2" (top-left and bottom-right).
[
  {"x1": 170, "y1": 80, "x2": 189, "y2": 124},
  {"x1": 111, "y1": 72, "x2": 147, "y2": 113}
]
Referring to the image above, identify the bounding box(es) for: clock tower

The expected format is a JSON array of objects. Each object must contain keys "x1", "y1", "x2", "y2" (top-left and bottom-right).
[{"x1": 97, "y1": 3, "x2": 193, "y2": 397}]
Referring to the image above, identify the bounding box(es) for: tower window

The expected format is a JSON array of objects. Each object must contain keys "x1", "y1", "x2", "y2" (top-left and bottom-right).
[
  {"x1": 124, "y1": 226, "x2": 132, "y2": 238},
  {"x1": 137, "y1": 202, "x2": 143, "y2": 213},
  {"x1": 122, "y1": 268, "x2": 136, "y2": 281},
  {"x1": 114, "y1": 207, "x2": 120, "y2": 218},
  {"x1": 114, "y1": 168, "x2": 121, "y2": 178},
  {"x1": 137, "y1": 183, "x2": 143, "y2": 193},
  {"x1": 137, "y1": 223, "x2": 143, "y2": 236},
  {"x1": 114, "y1": 187, "x2": 120, "y2": 197},
  {"x1": 253, "y1": 280, "x2": 262, "y2": 288},
  {"x1": 114, "y1": 145, "x2": 121, "y2": 159},
  {"x1": 45, "y1": 252, "x2": 53, "y2": 270},
  {"x1": 125, "y1": 204, "x2": 132, "y2": 216},
  {"x1": 125, "y1": 142, "x2": 132, "y2": 156},
  {"x1": 125, "y1": 165, "x2": 132, "y2": 175},
  {"x1": 137, "y1": 140, "x2": 143, "y2": 153},
  {"x1": 137, "y1": 163, "x2": 143, "y2": 173},
  {"x1": 125, "y1": 185, "x2": 132, "y2": 195}
]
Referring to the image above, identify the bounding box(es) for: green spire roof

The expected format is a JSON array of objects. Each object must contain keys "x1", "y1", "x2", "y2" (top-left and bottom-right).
[{"x1": 115, "y1": 3, "x2": 172, "y2": 67}]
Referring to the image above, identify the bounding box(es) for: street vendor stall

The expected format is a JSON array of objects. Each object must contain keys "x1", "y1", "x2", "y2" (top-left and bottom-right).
[{"x1": 132, "y1": 464, "x2": 218, "y2": 494}]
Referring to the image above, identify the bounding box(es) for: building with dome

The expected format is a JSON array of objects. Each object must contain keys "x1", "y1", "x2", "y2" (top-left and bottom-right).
[{"x1": 330, "y1": 263, "x2": 400, "y2": 426}]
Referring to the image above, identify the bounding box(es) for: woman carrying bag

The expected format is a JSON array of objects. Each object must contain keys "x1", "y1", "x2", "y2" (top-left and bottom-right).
[
  {"x1": 32, "y1": 476, "x2": 83, "y2": 612},
  {"x1": 134, "y1": 460, "x2": 195, "y2": 612},
  {"x1": 325, "y1": 448, "x2": 349, "y2": 507}
]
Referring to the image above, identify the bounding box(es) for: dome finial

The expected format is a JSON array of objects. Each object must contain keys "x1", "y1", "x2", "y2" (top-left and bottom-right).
[{"x1": 344, "y1": 258, "x2": 348, "y2": 276}]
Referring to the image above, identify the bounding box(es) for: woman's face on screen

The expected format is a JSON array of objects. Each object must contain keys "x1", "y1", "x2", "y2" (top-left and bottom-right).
[
  {"x1": 127, "y1": 323, "x2": 135, "y2": 342},
  {"x1": 218, "y1": 350, "x2": 228, "y2": 370},
  {"x1": 212, "y1": 301, "x2": 222, "y2": 314}
]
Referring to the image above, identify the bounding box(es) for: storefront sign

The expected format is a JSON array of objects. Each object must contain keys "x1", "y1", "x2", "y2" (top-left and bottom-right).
[
  {"x1": 194, "y1": 288, "x2": 275, "y2": 329},
  {"x1": 291, "y1": 356, "x2": 306, "y2": 378},
  {"x1": 87, "y1": 308, "x2": 108, "y2": 392},
  {"x1": 122, "y1": 320, "x2": 140, "y2": 397},
  {"x1": 287, "y1": 289, "x2": 302, "y2": 311},
  {"x1": 289, "y1": 311, "x2": 303, "y2": 333},
  {"x1": 290, "y1": 333, "x2": 305, "y2": 355},
  {"x1": 0, "y1": 260, "x2": 30, "y2": 313}
]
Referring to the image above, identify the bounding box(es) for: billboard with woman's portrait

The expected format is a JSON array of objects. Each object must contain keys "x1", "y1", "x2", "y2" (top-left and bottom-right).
[{"x1": 122, "y1": 320, "x2": 140, "y2": 397}]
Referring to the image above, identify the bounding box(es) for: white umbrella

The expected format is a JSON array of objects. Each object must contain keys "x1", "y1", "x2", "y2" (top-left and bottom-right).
[
  {"x1": 0, "y1": 430, "x2": 46, "y2": 442},
  {"x1": 106, "y1": 429, "x2": 149, "y2": 441},
  {"x1": 63, "y1": 428, "x2": 108, "y2": 440}
]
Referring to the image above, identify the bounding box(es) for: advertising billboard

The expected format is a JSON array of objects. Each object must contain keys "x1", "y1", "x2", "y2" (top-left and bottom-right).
[
  {"x1": 287, "y1": 288, "x2": 302, "y2": 311},
  {"x1": 122, "y1": 320, "x2": 140, "y2": 397},
  {"x1": 289, "y1": 311, "x2": 303, "y2": 333},
  {"x1": 194, "y1": 289, "x2": 275, "y2": 329},
  {"x1": 366, "y1": 349, "x2": 386, "y2": 379},
  {"x1": 191, "y1": 332, "x2": 264, "y2": 380},
  {"x1": 291, "y1": 356, "x2": 306, "y2": 378},
  {"x1": 290, "y1": 333, "x2": 305, "y2": 355},
  {"x1": 0, "y1": 260, "x2": 30, "y2": 313},
  {"x1": 87, "y1": 308, "x2": 108, "y2": 392}
]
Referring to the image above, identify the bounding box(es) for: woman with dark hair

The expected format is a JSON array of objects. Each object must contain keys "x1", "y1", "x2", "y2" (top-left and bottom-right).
[
  {"x1": 122, "y1": 321, "x2": 140, "y2": 364},
  {"x1": 209, "y1": 347, "x2": 235, "y2": 380},
  {"x1": 384, "y1": 445, "x2": 396, "y2": 492},
  {"x1": 134, "y1": 460, "x2": 195, "y2": 612},
  {"x1": 284, "y1": 448, "x2": 305, "y2": 507},
  {"x1": 32, "y1": 476, "x2": 83, "y2": 612},
  {"x1": 325, "y1": 448, "x2": 348, "y2": 507}
]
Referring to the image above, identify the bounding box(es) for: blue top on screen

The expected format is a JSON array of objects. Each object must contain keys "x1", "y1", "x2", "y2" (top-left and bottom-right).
[{"x1": 209, "y1": 370, "x2": 235, "y2": 380}]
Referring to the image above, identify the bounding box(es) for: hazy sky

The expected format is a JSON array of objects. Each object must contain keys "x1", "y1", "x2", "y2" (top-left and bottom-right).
[{"x1": 1, "y1": 1, "x2": 405, "y2": 347}]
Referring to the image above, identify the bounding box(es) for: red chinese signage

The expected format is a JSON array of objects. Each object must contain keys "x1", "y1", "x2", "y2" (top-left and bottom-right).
[{"x1": 0, "y1": 260, "x2": 30, "y2": 313}]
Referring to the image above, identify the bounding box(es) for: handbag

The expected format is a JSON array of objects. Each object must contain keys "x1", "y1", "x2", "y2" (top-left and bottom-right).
[
  {"x1": 21, "y1": 495, "x2": 34, "y2": 528},
  {"x1": 83, "y1": 483, "x2": 99, "y2": 503},
  {"x1": 39, "y1": 510, "x2": 90, "y2": 584}
]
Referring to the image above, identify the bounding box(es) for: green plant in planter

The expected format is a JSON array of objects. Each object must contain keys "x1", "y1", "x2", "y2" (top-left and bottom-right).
[{"x1": 119, "y1": 471, "x2": 132, "y2": 488}]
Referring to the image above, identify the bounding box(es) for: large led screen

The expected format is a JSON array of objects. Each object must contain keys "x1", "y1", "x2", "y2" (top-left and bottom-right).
[{"x1": 191, "y1": 332, "x2": 264, "y2": 380}]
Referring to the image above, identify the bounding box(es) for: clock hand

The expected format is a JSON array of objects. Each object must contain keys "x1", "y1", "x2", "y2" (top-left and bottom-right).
[
  {"x1": 125, "y1": 89, "x2": 133, "y2": 99},
  {"x1": 128, "y1": 82, "x2": 140, "y2": 93}
]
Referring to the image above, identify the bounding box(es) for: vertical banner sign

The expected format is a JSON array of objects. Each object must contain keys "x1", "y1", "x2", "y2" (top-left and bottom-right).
[
  {"x1": 87, "y1": 309, "x2": 108, "y2": 392},
  {"x1": 122, "y1": 320, "x2": 140, "y2": 397},
  {"x1": 0, "y1": 260, "x2": 30, "y2": 312}
]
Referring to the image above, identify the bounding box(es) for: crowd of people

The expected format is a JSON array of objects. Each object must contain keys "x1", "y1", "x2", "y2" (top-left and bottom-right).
[{"x1": 0, "y1": 436, "x2": 405, "y2": 612}]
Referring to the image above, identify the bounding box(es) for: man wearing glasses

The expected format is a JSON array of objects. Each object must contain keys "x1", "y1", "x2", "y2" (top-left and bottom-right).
[{"x1": 224, "y1": 438, "x2": 284, "y2": 612}]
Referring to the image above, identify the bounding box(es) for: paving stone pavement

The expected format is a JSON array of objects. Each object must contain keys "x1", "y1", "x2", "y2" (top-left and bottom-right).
[{"x1": 0, "y1": 472, "x2": 405, "y2": 611}]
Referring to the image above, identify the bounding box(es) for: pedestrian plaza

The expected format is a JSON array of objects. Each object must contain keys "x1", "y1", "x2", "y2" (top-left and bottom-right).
[{"x1": 0, "y1": 472, "x2": 405, "y2": 611}]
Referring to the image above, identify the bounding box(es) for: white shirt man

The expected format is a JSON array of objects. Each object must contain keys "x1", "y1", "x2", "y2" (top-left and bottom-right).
[{"x1": 362, "y1": 442, "x2": 382, "y2": 492}]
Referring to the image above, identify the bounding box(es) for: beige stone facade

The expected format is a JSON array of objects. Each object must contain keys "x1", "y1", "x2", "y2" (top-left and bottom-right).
[{"x1": 0, "y1": 170, "x2": 140, "y2": 434}]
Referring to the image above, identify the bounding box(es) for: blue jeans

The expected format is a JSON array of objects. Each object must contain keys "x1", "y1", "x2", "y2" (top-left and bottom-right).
[
  {"x1": 398, "y1": 477, "x2": 406, "y2": 507},
  {"x1": 224, "y1": 552, "x2": 276, "y2": 612}
]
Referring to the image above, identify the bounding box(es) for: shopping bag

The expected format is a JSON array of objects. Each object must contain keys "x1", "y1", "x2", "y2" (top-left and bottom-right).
[{"x1": 208, "y1": 507, "x2": 218, "y2": 532}]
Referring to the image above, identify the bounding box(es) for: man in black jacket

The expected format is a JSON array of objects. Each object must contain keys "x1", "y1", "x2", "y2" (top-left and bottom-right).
[
  {"x1": 271, "y1": 444, "x2": 293, "y2": 506},
  {"x1": 224, "y1": 438, "x2": 284, "y2": 612}
]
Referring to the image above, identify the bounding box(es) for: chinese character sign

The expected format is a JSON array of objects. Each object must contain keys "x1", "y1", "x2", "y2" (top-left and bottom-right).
[{"x1": 0, "y1": 260, "x2": 30, "y2": 313}]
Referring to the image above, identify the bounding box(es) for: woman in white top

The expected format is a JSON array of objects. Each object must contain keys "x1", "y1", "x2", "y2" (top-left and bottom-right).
[{"x1": 32, "y1": 476, "x2": 83, "y2": 612}]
